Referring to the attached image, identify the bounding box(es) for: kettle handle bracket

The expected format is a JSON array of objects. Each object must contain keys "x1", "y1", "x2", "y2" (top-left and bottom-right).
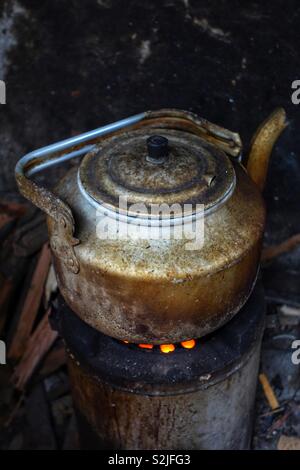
[
  {"x1": 142, "y1": 109, "x2": 242, "y2": 158},
  {"x1": 15, "y1": 169, "x2": 80, "y2": 273},
  {"x1": 15, "y1": 113, "x2": 147, "y2": 274}
]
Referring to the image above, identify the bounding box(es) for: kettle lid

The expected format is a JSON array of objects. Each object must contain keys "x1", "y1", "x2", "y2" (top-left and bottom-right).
[{"x1": 78, "y1": 128, "x2": 235, "y2": 219}]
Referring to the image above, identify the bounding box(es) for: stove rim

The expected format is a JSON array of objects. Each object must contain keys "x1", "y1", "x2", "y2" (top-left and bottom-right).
[{"x1": 53, "y1": 281, "x2": 266, "y2": 396}]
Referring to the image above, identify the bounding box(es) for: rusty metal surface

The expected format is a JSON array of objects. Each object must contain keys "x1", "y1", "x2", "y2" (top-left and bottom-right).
[
  {"x1": 63, "y1": 285, "x2": 265, "y2": 449},
  {"x1": 15, "y1": 109, "x2": 242, "y2": 274},
  {"x1": 141, "y1": 109, "x2": 242, "y2": 157},
  {"x1": 69, "y1": 347, "x2": 260, "y2": 450},
  {"x1": 247, "y1": 108, "x2": 287, "y2": 191},
  {"x1": 49, "y1": 162, "x2": 264, "y2": 343},
  {"x1": 57, "y1": 283, "x2": 265, "y2": 393},
  {"x1": 15, "y1": 108, "x2": 285, "y2": 342},
  {"x1": 15, "y1": 172, "x2": 80, "y2": 274},
  {"x1": 79, "y1": 129, "x2": 235, "y2": 217}
]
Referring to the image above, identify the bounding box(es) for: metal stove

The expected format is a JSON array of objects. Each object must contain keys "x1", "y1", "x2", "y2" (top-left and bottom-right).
[{"x1": 51, "y1": 282, "x2": 265, "y2": 450}]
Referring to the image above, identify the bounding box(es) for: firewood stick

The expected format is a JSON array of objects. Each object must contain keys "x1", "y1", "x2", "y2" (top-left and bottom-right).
[
  {"x1": 11, "y1": 309, "x2": 58, "y2": 390},
  {"x1": 4, "y1": 394, "x2": 24, "y2": 428},
  {"x1": 0, "y1": 201, "x2": 26, "y2": 230},
  {"x1": 259, "y1": 373, "x2": 280, "y2": 410},
  {"x1": 262, "y1": 233, "x2": 300, "y2": 262},
  {"x1": 8, "y1": 243, "x2": 51, "y2": 360},
  {"x1": 39, "y1": 343, "x2": 66, "y2": 377},
  {"x1": 0, "y1": 277, "x2": 14, "y2": 334}
]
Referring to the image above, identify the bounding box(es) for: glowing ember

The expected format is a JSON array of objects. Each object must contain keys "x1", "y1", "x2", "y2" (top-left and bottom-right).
[
  {"x1": 181, "y1": 339, "x2": 196, "y2": 349},
  {"x1": 122, "y1": 339, "x2": 198, "y2": 353},
  {"x1": 160, "y1": 344, "x2": 175, "y2": 353}
]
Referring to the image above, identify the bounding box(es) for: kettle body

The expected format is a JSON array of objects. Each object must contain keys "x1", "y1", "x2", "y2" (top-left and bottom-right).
[{"x1": 15, "y1": 108, "x2": 286, "y2": 343}]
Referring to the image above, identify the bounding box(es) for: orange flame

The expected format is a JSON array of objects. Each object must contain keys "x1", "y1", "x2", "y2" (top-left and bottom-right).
[
  {"x1": 160, "y1": 344, "x2": 175, "y2": 353},
  {"x1": 122, "y1": 339, "x2": 197, "y2": 353},
  {"x1": 181, "y1": 339, "x2": 196, "y2": 349}
]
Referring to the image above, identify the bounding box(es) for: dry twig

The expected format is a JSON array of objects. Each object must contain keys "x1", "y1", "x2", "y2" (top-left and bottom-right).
[
  {"x1": 11, "y1": 309, "x2": 58, "y2": 390},
  {"x1": 8, "y1": 243, "x2": 51, "y2": 360},
  {"x1": 259, "y1": 373, "x2": 280, "y2": 410}
]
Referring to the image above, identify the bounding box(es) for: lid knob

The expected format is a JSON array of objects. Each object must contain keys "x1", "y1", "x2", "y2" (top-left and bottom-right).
[{"x1": 146, "y1": 135, "x2": 169, "y2": 163}]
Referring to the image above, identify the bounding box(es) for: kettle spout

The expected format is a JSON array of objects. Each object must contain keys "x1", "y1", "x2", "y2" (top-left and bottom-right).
[{"x1": 247, "y1": 108, "x2": 287, "y2": 191}]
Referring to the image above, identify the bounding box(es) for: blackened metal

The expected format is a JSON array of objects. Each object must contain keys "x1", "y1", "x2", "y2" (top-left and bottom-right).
[
  {"x1": 58, "y1": 283, "x2": 264, "y2": 393},
  {"x1": 59, "y1": 283, "x2": 265, "y2": 449},
  {"x1": 146, "y1": 135, "x2": 169, "y2": 163},
  {"x1": 69, "y1": 347, "x2": 261, "y2": 450},
  {"x1": 59, "y1": 282, "x2": 265, "y2": 394}
]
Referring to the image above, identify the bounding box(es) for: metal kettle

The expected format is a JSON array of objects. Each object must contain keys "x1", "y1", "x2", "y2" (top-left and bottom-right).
[{"x1": 15, "y1": 108, "x2": 286, "y2": 343}]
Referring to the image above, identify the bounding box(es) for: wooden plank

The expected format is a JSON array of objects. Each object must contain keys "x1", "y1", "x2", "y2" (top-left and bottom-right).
[
  {"x1": 11, "y1": 309, "x2": 58, "y2": 390},
  {"x1": 0, "y1": 277, "x2": 14, "y2": 334},
  {"x1": 39, "y1": 342, "x2": 66, "y2": 377},
  {"x1": 8, "y1": 243, "x2": 51, "y2": 360}
]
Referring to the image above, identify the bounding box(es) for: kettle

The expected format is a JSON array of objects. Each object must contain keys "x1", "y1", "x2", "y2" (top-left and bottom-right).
[{"x1": 15, "y1": 108, "x2": 286, "y2": 343}]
